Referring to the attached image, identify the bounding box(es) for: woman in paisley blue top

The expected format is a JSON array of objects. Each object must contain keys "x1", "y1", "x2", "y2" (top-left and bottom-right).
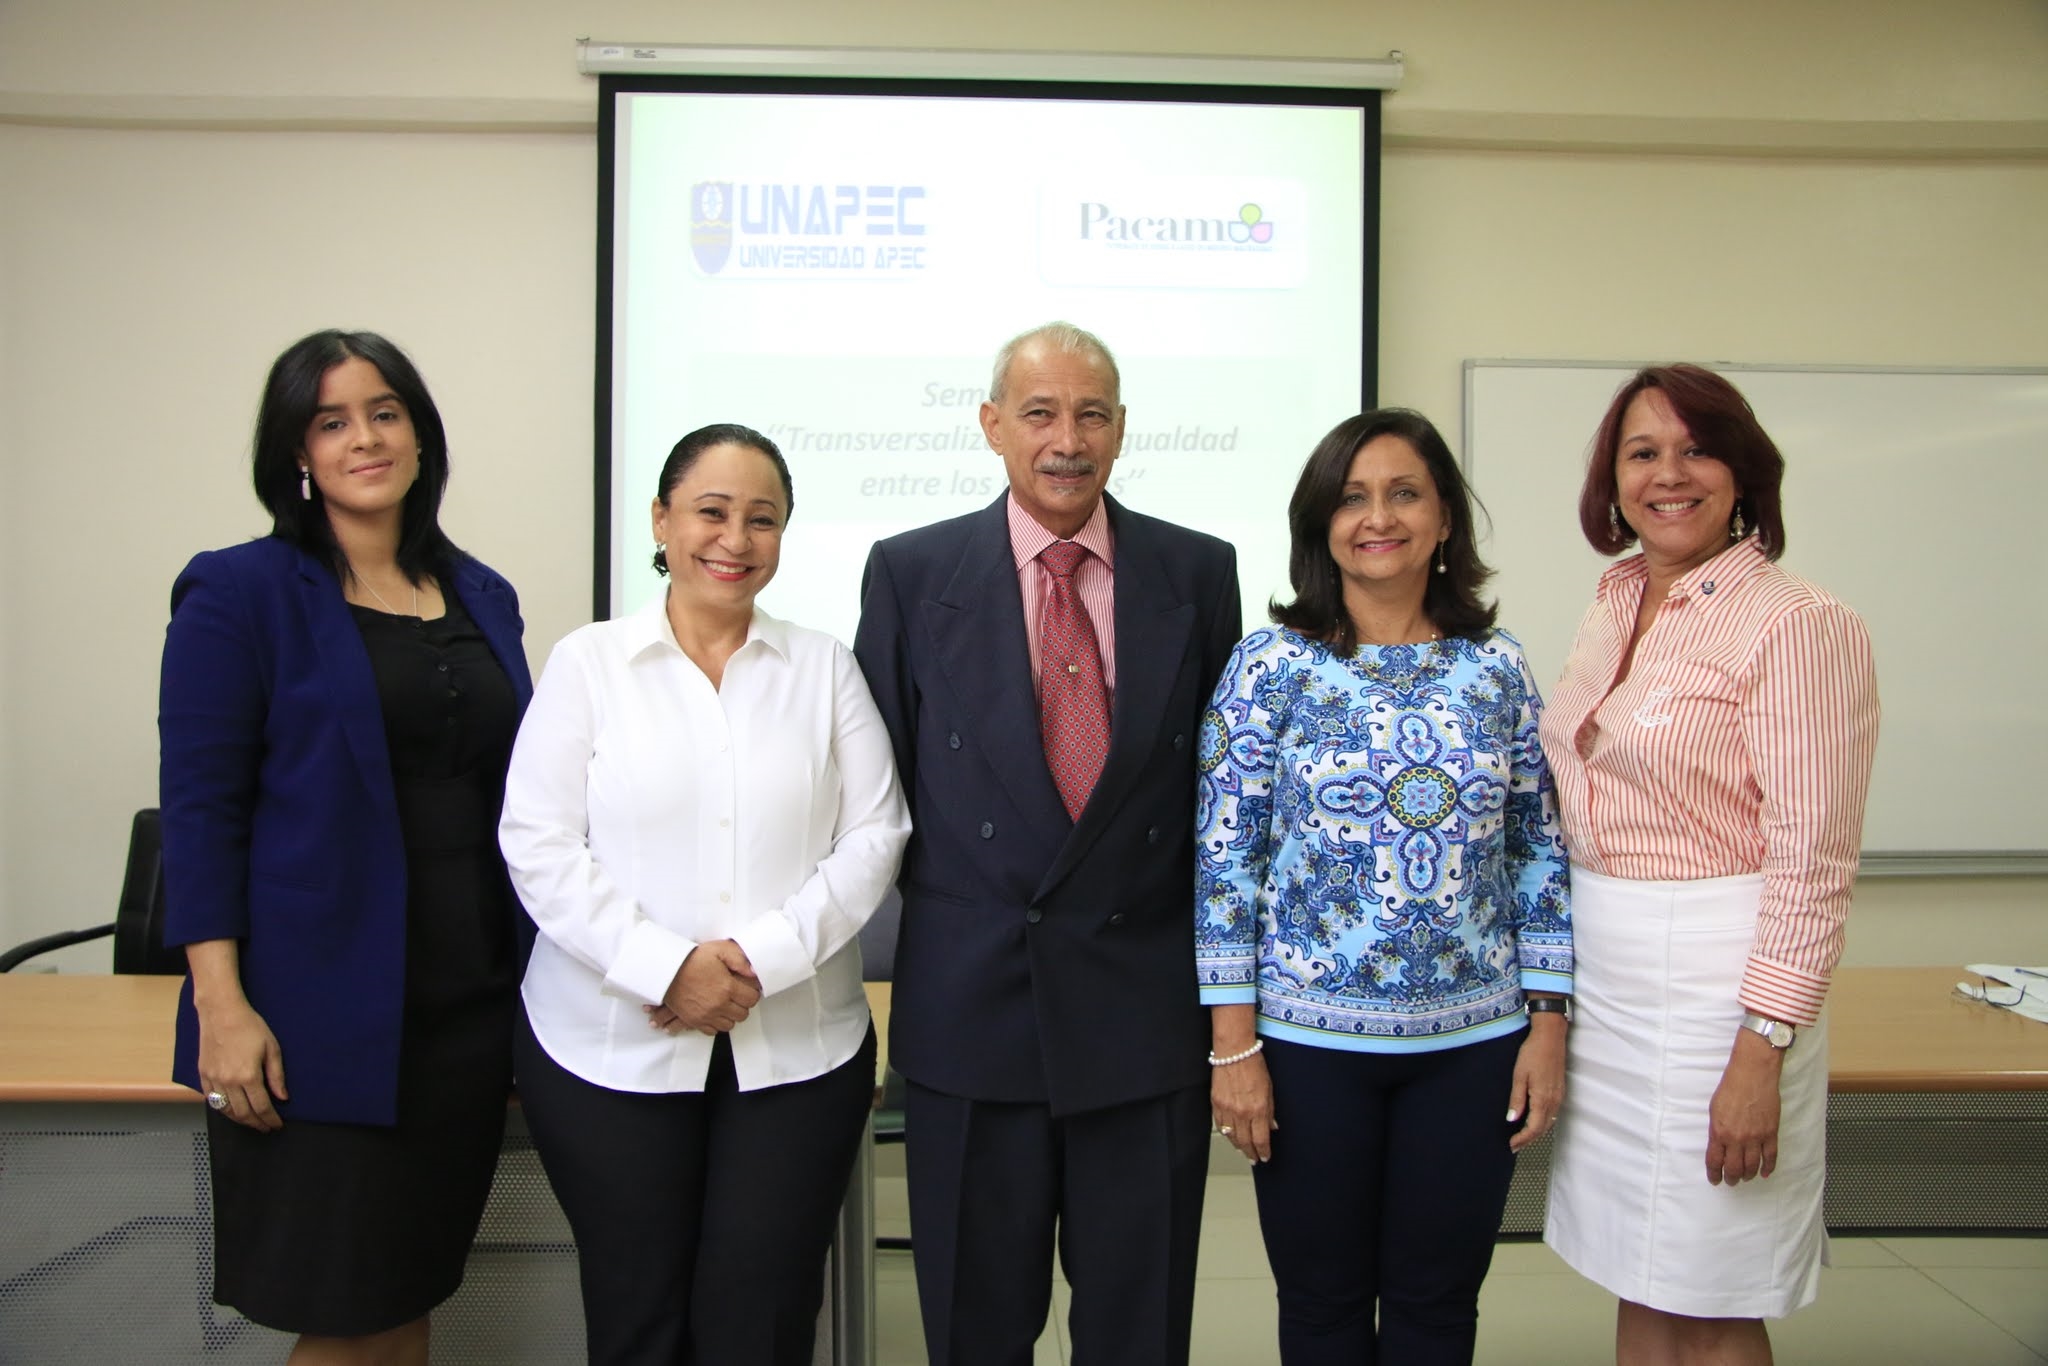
[{"x1": 1197, "y1": 409, "x2": 1573, "y2": 1365}]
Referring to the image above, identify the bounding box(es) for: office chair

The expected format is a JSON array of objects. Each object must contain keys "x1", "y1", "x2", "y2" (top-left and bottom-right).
[{"x1": 0, "y1": 809, "x2": 183, "y2": 974}]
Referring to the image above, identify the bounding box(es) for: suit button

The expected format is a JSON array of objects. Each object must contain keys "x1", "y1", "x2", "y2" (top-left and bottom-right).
[
  {"x1": 948, "y1": 732, "x2": 962, "y2": 750},
  {"x1": 1108, "y1": 912, "x2": 1126, "y2": 927},
  {"x1": 1146, "y1": 826, "x2": 1160, "y2": 844},
  {"x1": 1172, "y1": 733, "x2": 1186, "y2": 751},
  {"x1": 1025, "y1": 907, "x2": 1043, "y2": 924},
  {"x1": 979, "y1": 821, "x2": 995, "y2": 839}
]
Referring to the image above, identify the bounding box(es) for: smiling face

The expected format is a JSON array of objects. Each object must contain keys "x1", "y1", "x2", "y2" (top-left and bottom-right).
[
  {"x1": 980, "y1": 341, "x2": 1124, "y2": 539},
  {"x1": 1613, "y1": 388, "x2": 1740, "y2": 579},
  {"x1": 1326, "y1": 433, "x2": 1449, "y2": 603},
  {"x1": 300, "y1": 356, "x2": 419, "y2": 529},
  {"x1": 651, "y1": 441, "x2": 788, "y2": 620}
]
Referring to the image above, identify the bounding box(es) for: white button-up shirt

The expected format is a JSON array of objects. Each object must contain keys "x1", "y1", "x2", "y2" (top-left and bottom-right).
[{"x1": 500, "y1": 598, "x2": 910, "y2": 1093}]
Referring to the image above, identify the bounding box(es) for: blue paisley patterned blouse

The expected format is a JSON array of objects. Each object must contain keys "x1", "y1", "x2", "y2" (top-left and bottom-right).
[{"x1": 1195, "y1": 626, "x2": 1572, "y2": 1052}]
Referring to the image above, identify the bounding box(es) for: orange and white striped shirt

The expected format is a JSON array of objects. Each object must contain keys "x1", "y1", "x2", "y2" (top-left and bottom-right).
[{"x1": 1539, "y1": 537, "x2": 1879, "y2": 1025}]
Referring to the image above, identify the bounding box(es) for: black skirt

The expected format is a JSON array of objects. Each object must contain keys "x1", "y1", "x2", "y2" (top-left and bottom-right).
[{"x1": 207, "y1": 596, "x2": 520, "y2": 1335}]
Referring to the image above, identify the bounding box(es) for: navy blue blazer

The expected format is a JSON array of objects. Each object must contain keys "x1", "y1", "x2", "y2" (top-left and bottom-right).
[
  {"x1": 853, "y1": 495, "x2": 1241, "y2": 1116},
  {"x1": 159, "y1": 536, "x2": 533, "y2": 1125}
]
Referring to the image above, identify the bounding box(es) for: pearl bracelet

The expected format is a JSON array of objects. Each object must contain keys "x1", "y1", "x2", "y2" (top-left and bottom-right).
[{"x1": 1207, "y1": 1039, "x2": 1265, "y2": 1067}]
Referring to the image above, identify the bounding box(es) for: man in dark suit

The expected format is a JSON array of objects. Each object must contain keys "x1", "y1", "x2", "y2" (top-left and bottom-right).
[{"x1": 854, "y1": 322, "x2": 1241, "y2": 1365}]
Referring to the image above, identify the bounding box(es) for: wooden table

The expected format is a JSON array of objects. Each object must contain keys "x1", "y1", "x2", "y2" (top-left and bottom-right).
[
  {"x1": 7, "y1": 968, "x2": 2037, "y2": 1104},
  {"x1": 0, "y1": 972, "x2": 891, "y2": 1365},
  {"x1": 1827, "y1": 966, "x2": 2048, "y2": 1091},
  {"x1": 0, "y1": 975, "x2": 899, "y2": 1103}
]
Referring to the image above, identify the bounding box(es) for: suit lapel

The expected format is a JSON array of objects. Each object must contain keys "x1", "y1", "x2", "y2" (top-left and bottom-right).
[
  {"x1": 923, "y1": 499, "x2": 1070, "y2": 841},
  {"x1": 446, "y1": 557, "x2": 534, "y2": 710},
  {"x1": 1038, "y1": 500, "x2": 1197, "y2": 894},
  {"x1": 293, "y1": 552, "x2": 398, "y2": 818}
]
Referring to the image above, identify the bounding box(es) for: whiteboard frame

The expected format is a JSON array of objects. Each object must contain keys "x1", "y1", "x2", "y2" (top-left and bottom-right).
[{"x1": 1460, "y1": 358, "x2": 2048, "y2": 880}]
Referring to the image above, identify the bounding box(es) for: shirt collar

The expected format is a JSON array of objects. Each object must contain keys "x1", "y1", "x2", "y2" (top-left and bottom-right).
[
  {"x1": 1007, "y1": 492, "x2": 1115, "y2": 570},
  {"x1": 623, "y1": 592, "x2": 792, "y2": 663},
  {"x1": 1596, "y1": 535, "x2": 1770, "y2": 607}
]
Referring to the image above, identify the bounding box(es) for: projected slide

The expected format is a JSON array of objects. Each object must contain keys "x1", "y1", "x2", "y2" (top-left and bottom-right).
[{"x1": 606, "y1": 85, "x2": 1371, "y2": 642}]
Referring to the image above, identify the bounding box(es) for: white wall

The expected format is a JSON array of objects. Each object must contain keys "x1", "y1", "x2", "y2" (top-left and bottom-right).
[{"x1": 3, "y1": 0, "x2": 2043, "y2": 969}]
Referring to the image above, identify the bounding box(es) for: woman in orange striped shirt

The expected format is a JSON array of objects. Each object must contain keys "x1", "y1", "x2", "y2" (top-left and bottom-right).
[{"x1": 1538, "y1": 365, "x2": 1879, "y2": 1363}]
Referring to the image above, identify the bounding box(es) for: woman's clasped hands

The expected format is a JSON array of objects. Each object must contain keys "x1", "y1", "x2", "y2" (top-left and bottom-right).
[{"x1": 647, "y1": 939, "x2": 761, "y2": 1035}]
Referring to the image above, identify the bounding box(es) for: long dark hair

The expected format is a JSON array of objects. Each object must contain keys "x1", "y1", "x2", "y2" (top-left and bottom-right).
[
  {"x1": 1271, "y1": 409, "x2": 1497, "y2": 650},
  {"x1": 252, "y1": 329, "x2": 458, "y2": 583}
]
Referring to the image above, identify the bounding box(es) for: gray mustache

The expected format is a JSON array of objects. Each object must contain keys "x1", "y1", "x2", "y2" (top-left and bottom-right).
[{"x1": 1036, "y1": 457, "x2": 1097, "y2": 476}]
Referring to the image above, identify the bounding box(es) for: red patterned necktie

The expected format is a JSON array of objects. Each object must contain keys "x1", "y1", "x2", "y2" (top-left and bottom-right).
[{"x1": 1038, "y1": 540, "x2": 1109, "y2": 822}]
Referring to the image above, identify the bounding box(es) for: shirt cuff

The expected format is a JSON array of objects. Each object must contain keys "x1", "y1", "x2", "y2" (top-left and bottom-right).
[
  {"x1": 1738, "y1": 955, "x2": 1830, "y2": 1027},
  {"x1": 731, "y1": 914, "x2": 815, "y2": 1000},
  {"x1": 1519, "y1": 968, "x2": 1574, "y2": 996},
  {"x1": 1199, "y1": 984, "x2": 1260, "y2": 1006},
  {"x1": 600, "y1": 919, "x2": 696, "y2": 1007}
]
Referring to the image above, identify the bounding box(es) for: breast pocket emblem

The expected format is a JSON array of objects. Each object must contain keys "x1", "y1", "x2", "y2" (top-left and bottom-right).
[{"x1": 1633, "y1": 685, "x2": 1675, "y2": 729}]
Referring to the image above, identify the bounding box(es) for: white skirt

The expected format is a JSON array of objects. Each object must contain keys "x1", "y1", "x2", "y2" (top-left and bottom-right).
[{"x1": 1544, "y1": 867, "x2": 1830, "y2": 1319}]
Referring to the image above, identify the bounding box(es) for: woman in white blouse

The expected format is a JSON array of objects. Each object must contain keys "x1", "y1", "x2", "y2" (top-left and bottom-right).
[{"x1": 499, "y1": 424, "x2": 910, "y2": 1366}]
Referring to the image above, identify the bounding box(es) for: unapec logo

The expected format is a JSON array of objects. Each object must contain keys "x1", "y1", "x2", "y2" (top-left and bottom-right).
[
  {"x1": 686, "y1": 181, "x2": 929, "y2": 279},
  {"x1": 691, "y1": 182, "x2": 733, "y2": 275}
]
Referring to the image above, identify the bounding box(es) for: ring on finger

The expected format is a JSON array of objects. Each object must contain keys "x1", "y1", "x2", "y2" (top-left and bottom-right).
[
  {"x1": 1218, "y1": 1125, "x2": 1234, "y2": 1136},
  {"x1": 205, "y1": 1090, "x2": 228, "y2": 1111}
]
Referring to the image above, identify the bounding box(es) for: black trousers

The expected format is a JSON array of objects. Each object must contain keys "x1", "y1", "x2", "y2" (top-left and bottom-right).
[
  {"x1": 514, "y1": 1009, "x2": 876, "y2": 1366},
  {"x1": 1251, "y1": 1031, "x2": 1525, "y2": 1366},
  {"x1": 904, "y1": 1079, "x2": 1210, "y2": 1366}
]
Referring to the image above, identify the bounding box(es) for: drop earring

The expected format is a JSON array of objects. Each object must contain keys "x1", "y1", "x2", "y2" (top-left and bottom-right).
[
  {"x1": 1731, "y1": 506, "x2": 1746, "y2": 540},
  {"x1": 300, "y1": 469, "x2": 311, "y2": 502},
  {"x1": 1435, "y1": 543, "x2": 1447, "y2": 574},
  {"x1": 1608, "y1": 504, "x2": 1621, "y2": 534}
]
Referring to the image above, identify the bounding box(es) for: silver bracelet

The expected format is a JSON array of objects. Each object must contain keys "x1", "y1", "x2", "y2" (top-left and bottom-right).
[{"x1": 1207, "y1": 1039, "x2": 1265, "y2": 1067}]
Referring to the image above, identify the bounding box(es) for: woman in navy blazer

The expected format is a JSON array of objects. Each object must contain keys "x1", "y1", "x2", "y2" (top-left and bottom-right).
[{"x1": 159, "y1": 330, "x2": 533, "y2": 1364}]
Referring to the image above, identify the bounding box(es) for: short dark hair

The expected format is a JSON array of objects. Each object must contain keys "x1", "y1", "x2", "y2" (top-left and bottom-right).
[
  {"x1": 651, "y1": 424, "x2": 795, "y2": 576},
  {"x1": 1271, "y1": 409, "x2": 1497, "y2": 650},
  {"x1": 253, "y1": 329, "x2": 457, "y2": 582},
  {"x1": 1577, "y1": 364, "x2": 1787, "y2": 560}
]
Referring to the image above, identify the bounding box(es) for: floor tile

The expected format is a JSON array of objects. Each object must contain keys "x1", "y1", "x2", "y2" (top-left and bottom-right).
[
  {"x1": 1475, "y1": 1267, "x2": 1618, "y2": 1364},
  {"x1": 1881, "y1": 1236, "x2": 2048, "y2": 1269},
  {"x1": 1921, "y1": 1267, "x2": 2048, "y2": 1358},
  {"x1": 1203, "y1": 1172, "x2": 1261, "y2": 1220},
  {"x1": 1827, "y1": 1235, "x2": 1908, "y2": 1267},
  {"x1": 1188, "y1": 1277, "x2": 1282, "y2": 1363},
  {"x1": 1772, "y1": 1267, "x2": 2046, "y2": 1365},
  {"x1": 1484, "y1": 1239, "x2": 1576, "y2": 1275},
  {"x1": 1197, "y1": 1215, "x2": 1274, "y2": 1281}
]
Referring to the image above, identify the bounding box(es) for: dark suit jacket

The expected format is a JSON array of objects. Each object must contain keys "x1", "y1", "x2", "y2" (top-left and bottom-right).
[
  {"x1": 158, "y1": 536, "x2": 533, "y2": 1125},
  {"x1": 854, "y1": 495, "x2": 1241, "y2": 1117}
]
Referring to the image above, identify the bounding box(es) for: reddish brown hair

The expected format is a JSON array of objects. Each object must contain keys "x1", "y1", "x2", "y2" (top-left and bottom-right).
[{"x1": 1576, "y1": 364, "x2": 1786, "y2": 560}]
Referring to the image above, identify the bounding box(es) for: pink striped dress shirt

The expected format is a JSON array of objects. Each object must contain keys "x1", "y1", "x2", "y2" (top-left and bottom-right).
[
  {"x1": 1539, "y1": 537, "x2": 1879, "y2": 1025},
  {"x1": 1008, "y1": 494, "x2": 1117, "y2": 698}
]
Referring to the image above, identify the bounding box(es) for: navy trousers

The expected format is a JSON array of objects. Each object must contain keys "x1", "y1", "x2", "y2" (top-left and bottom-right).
[
  {"x1": 514, "y1": 1010, "x2": 876, "y2": 1366},
  {"x1": 1251, "y1": 1030, "x2": 1526, "y2": 1366},
  {"x1": 904, "y1": 1079, "x2": 1210, "y2": 1366}
]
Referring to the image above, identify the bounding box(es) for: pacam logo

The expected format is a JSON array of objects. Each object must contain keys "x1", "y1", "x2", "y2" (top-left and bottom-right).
[
  {"x1": 690, "y1": 182, "x2": 733, "y2": 275},
  {"x1": 1039, "y1": 179, "x2": 1306, "y2": 291},
  {"x1": 1079, "y1": 201, "x2": 1276, "y2": 246}
]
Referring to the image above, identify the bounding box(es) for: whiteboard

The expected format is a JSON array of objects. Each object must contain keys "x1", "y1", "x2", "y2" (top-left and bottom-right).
[{"x1": 1461, "y1": 361, "x2": 2048, "y2": 867}]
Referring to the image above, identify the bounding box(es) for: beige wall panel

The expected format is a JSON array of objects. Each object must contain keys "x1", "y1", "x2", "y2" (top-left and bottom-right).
[{"x1": 0, "y1": 124, "x2": 592, "y2": 956}]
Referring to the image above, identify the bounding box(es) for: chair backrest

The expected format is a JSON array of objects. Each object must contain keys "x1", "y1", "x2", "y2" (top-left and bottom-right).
[{"x1": 112, "y1": 809, "x2": 183, "y2": 976}]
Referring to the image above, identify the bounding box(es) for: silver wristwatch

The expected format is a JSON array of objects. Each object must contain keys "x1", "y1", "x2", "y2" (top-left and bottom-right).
[{"x1": 1739, "y1": 1011, "x2": 1797, "y2": 1049}]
